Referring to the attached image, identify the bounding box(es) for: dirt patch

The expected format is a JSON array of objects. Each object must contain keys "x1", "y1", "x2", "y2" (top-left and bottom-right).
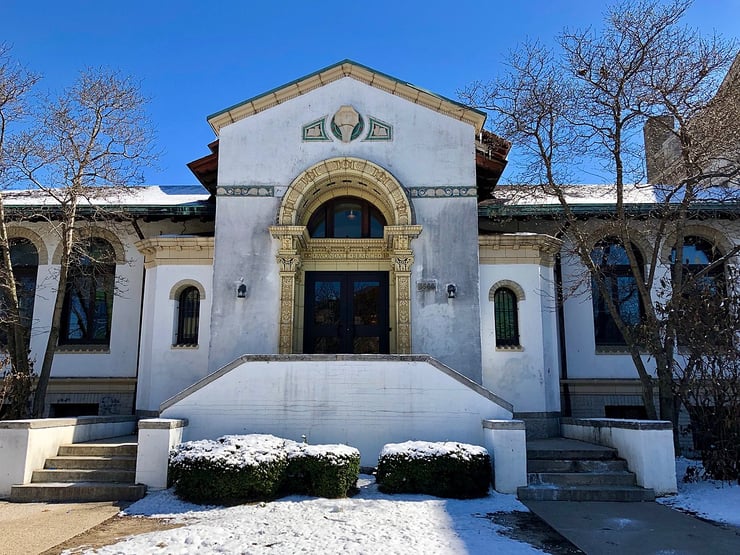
[
  {"x1": 40, "y1": 514, "x2": 183, "y2": 554},
  {"x1": 488, "y1": 511, "x2": 584, "y2": 554}
]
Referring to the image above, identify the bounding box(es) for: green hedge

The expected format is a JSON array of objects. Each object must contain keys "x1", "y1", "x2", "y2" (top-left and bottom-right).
[
  {"x1": 283, "y1": 444, "x2": 361, "y2": 498},
  {"x1": 376, "y1": 441, "x2": 492, "y2": 498},
  {"x1": 168, "y1": 434, "x2": 360, "y2": 504}
]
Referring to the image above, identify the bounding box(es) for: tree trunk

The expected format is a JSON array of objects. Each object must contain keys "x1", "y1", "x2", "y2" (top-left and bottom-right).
[
  {"x1": 0, "y1": 196, "x2": 32, "y2": 418},
  {"x1": 31, "y1": 211, "x2": 76, "y2": 418}
]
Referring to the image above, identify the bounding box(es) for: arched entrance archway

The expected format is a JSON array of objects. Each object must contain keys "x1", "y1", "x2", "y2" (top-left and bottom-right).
[{"x1": 270, "y1": 157, "x2": 421, "y2": 354}]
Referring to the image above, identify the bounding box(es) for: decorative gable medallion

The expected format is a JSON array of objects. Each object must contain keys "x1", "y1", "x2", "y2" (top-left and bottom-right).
[
  {"x1": 364, "y1": 117, "x2": 392, "y2": 141},
  {"x1": 331, "y1": 105, "x2": 364, "y2": 142},
  {"x1": 303, "y1": 106, "x2": 393, "y2": 143},
  {"x1": 302, "y1": 118, "x2": 330, "y2": 141}
]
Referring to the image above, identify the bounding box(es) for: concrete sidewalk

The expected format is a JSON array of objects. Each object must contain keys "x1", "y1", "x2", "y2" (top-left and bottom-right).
[
  {"x1": 0, "y1": 500, "x2": 123, "y2": 555},
  {"x1": 525, "y1": 500, "x2": 740, "y2": 555}
]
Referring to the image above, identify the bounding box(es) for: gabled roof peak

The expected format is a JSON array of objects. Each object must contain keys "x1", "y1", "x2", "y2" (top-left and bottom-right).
[{"x1": 207, "y1": 60, "x2": 486, "y2": 134}]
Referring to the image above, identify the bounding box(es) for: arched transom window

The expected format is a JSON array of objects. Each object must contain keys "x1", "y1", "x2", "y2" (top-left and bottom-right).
[{"x1": 307, "y1": 196, "x2": 386, "y2": 238}]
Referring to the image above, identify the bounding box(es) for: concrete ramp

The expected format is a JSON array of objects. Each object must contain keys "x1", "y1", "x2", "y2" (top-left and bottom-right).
[{"x1": 160, "y1": 355, "x2": 513, "y2": 466}]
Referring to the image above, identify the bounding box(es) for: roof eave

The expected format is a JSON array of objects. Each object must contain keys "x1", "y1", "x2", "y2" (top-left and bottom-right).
[{"x1": 206, "y1": 59, "x2": 486, "y2": 135}]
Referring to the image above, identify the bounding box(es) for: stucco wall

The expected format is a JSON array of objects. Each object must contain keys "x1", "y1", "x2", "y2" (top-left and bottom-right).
[
  {"x1": 161, "y1": 356, "x2": 512, "y2": 466},
  {"x1": 22, "y1": 224, "x2": 144, "y2": 380},
  {"x1": 560, "y1": 249, "x2": 657, "y2": 379},
  {"x1": 136, "y1": 264, "x2": 213, "y2": 412},
  {"x1": 209, "y1": 77, "x2": 483, "y2": 379},
  {"x1": 479, "y1": 262, "x2": 560, "y2": 413}
]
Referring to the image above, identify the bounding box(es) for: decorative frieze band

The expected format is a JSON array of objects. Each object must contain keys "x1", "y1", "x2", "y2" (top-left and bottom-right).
[
  {"x1": 217, "y1": 186, "x2": 275, "y2": 197},
  {"x1": 406, "y1": 186, "x2": 477, "y2": 198}
]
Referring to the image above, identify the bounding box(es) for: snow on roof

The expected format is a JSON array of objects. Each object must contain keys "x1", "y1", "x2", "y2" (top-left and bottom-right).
[
  {"x1": 488, "y1": 184, "x2": 657, "y2": 206},
  {"x1": 2, "y1": 185, "x2": 210, "y2": 206}
]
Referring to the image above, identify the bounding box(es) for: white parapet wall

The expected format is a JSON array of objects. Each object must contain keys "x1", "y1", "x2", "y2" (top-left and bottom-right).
[
  {"x1": 0, "y1": 416, "x2": 136, "y2": 498},
  {"x1": 561, "y1": 417, "x2": 677, "y2": 496},
  {"x1": 482, "y1": 419, "x2": 527, "y2": 494},
  {"x1": 136, "y1": 418, "x2": 189, "y2": 490},
  {"x1": 161, "y1": 355, "x2": 514, "y2": 467}
]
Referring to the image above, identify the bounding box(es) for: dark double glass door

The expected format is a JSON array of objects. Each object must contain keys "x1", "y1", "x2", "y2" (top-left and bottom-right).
[{"x1": 304, "y1": 271, "x2": 389, "y2": 354}]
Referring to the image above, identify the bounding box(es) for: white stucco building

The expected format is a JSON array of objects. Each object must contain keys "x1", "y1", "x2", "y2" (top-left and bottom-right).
[{"x1": 1, "y1": 61, "x2": 737, "y2": 449}]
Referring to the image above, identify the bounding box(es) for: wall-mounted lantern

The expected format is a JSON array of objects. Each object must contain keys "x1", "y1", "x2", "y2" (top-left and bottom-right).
[
  {"x1": 447, "y1": 283, "x2": 457, "y2": 299},
  {"x1": 236, "y1": 278, "x2": 247, "y2": 299}
]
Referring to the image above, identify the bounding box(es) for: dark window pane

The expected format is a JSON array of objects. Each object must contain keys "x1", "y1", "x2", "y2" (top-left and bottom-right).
[
  {"x1": 333, "y1": 200, "x2": 363, "y2": 238},
  {"x1": 494, "y1": 288, "x2": 519, "y2": 347},
  {"x1": 353, "y1": 281, "x2": 380, "y2": 325},
  {"x1": 313, "y1": 281, "x2": 341, "y2": 324},
  {"x1": 176, "y1": 287, "x2": 200, "y2": 345},
  {"x1": 314, "y1": 337, "x2": 340, "y2": 353},
  {"x1": 354, "y1": 336, "x2": 380, "y2": 353},
  {"x1": 0, "y1": 239, "x2": 38, "y2": 350},
  {"x1": 60, "y1": 238, "x2": 115, "y2": 345},
  {"x1": 307, "y1": 196, "x2": 386, "y2": 238},
  {"x1": 591, "y1": 240, "x2": 643, "y2": 346}
]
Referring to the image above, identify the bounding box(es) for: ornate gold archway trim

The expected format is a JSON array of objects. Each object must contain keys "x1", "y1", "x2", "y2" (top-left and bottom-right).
[
  {"x1": 277, "y1": 157, "x2": 413, "y2": 227},
  {"x1": 270, "y1": 158, "x2": 421, "y2": 355}
]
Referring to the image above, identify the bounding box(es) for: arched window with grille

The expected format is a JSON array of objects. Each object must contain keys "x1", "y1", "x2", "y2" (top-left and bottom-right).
[
  {"x1": 60, "y1": 238, "x2": 116, "y2": 345},
  {"x1": 591, "y1": 238, "x2": 644, "y2": 346},
  {"x1": 494, "y1": 287, "x2": 520, "y2": 348},
  {"x1": 175, "y1": 286, "x2": 200, "y2": 346},
  {"x1": 669, "y1": 236, "x2": 723, "y2": 292},
  {"x1": 0, "y1": 238, "x2": 39, "y2": 350}
]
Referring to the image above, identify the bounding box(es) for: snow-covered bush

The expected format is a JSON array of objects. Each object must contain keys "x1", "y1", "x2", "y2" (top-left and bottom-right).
[
  {"x1": 376, "y1": 441, "x2": 491, "y2": 498},
  {"x1": 284, "y1": 443, "x2": 361, "y2": 498},
  {"x1": 168, "y1": 434, "x2": 360, "y2": 504},
  {"x1": 168, "y1": 434, "x2": 290, "y2": 503}
]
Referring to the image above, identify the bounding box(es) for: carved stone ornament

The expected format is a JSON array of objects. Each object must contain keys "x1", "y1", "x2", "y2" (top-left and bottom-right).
[{"x1": 331, "y1": 105, "x2": 363, "y2": 142}]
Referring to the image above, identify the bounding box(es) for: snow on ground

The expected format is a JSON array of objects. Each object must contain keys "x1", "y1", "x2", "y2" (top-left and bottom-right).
[
  {"x1": 657, "y1": 457, "x2": 740, "y2": 527},
  {"x1": 66, "y1": 457, "x2": 740, "y2": 554},
  {"x1": 79, "y1": 476, "x2": 546, "y2": 554}
]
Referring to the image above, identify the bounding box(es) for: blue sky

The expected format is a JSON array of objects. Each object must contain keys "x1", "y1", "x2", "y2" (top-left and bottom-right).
[{"x1": 5, "y1": 0, "x2": 739, "y2": 185}]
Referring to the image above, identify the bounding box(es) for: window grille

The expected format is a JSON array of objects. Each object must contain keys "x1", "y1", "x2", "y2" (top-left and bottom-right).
[
  {"x1": 176, "y1": 286, "x2": 200, "y2": 345},
  {"x1": 494, "y1": 287, "x2": 519, "y2": 347}
]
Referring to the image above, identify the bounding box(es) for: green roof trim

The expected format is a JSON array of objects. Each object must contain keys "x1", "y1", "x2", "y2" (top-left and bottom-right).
[{"x1": 479, "y1": 202, "x2": 740, "y2": 218}]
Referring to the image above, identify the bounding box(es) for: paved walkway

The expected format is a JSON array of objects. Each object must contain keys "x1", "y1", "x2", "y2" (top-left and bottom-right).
[
  {"x1": 525, "y1": 500, "x2": 740, "y2": 555},
  {"x1": 0, "y1": 500, "x2": 123, "y2": 555}
]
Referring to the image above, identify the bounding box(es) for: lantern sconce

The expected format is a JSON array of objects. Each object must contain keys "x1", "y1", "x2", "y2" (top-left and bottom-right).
[
  {"x1": 236, "y1": 278, "x2": 247, "y2": 299},
  {"x1": 447, "y1": 283, "x2": 457, "y2": 299}
]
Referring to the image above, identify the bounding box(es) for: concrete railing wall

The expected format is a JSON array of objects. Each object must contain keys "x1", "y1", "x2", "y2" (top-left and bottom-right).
[
  {"x1": 482, "y1": 419, "x2": 527, "y2": 493},
  {"x1": 135, "y1": 418, "x2": 526, "y2": 494},
  {"x1": 562, "y1": 417, "x2": 677, "y2": 495},
  {"x1": 135, "y1": 418, "x2": 188, "y2": 490},
  {"x1": 160, "y1": 355, "x2": 513, "y2": 467},
  {"x1": 0, "y1": 416, "x2": 136, "y2": 497}
]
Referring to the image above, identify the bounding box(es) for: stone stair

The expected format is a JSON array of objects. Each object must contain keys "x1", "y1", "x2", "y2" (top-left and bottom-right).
[
  {"x1": 517, "y1": 438, "x2": 656, "y2": 502},
  {"x1": 10, "y1": 436, "x2": 146, "y2": 503}
]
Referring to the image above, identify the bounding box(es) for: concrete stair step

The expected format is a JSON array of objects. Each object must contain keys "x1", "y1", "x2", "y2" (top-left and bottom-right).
[
  {"x1": 517, "y1": 484, "x2": 656, "y2": 502},
  {"x1": 527, "y1": 458, "x2": 629, "y2": 473},
  {"x1": 528, "y1": 471, "x2": 637, "y2": 487},
  {"x1": 57, "y1": 443, "x2": 137, "y2": 457},
  {"x1": 44, "y1": 456, "x2": 136, "y2": 471},
  {"x1": 526, "y1": 438, "x2": 618, "y2": 461},
  {"x1": 10, "y1": 482, "x2": 146, "y2": 503},
  {"x1": 32, "y1": 468, "x2": 136, "y2": 483}
]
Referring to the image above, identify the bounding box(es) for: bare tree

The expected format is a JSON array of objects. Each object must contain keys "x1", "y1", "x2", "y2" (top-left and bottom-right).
[
  {"x1": 461, "y1": 0, "x2": 739, "y2": 440},
  {"x1": 12, "y1": 68, "x2": 157, "y2": 417},
  {"x1": 668, "y1": 267, "x2": 740, "y2": 480},
  {"x1": 0, "y1": 44, "x2": 40, "y2": 418}
]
